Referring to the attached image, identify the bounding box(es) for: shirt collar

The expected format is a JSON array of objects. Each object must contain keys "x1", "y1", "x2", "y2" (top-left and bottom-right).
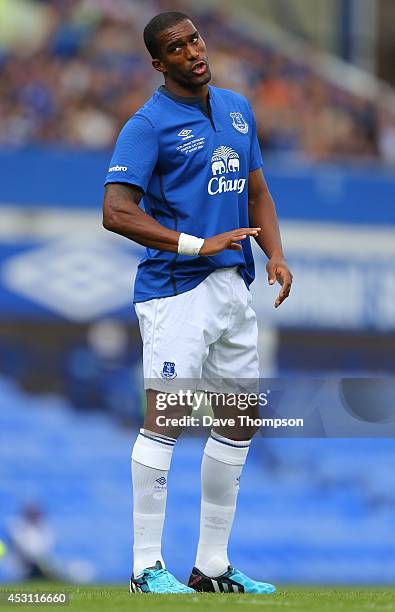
[{"x1": 158, "y1": 85, "x2": 210, "y2": 116}]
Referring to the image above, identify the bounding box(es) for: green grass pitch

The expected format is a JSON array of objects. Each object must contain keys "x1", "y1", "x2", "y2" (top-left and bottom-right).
[{"x1": 1, "y1": 583, "x2": 395, "y2": 611}]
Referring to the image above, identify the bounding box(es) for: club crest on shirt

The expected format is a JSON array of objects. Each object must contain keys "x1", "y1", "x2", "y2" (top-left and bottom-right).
[
  {"x1": 230, "y1": 112, "x2": 249, "y2": 134},
  {"x1": 161, "y1": 361, "x2": 177, "y2": 380}
]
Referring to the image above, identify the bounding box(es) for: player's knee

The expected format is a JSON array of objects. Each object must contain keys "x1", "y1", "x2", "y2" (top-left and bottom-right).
[
  {"x1": 144, "y1": 391, "x2": 193, "y2": 438},
  {"x1": 144, "y1": 409, "x2": 190, "y2": 439}
]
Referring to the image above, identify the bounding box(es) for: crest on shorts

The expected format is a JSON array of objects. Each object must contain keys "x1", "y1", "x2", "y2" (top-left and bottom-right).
[
  {"x1": 230, "y1": 112, "x2": 249, "y2": 134},
  {"x1": 161, "y1": 361, "x2": 177, "y2": 380}
]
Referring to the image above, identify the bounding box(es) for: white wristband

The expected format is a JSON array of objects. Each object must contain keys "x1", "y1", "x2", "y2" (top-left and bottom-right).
[{"x1": 177, "y1": 232, "x2": 205, "y2": 256}]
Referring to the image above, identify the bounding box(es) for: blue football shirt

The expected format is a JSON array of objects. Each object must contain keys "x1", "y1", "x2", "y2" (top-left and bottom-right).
[{"x1": 105, "y1": 85, "x2": 263, "y2": 303}]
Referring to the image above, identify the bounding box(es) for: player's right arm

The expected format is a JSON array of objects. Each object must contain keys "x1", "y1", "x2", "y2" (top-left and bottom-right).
[
  {"x1": 103, "y1": 182, "x2": 180, "y2": 252},
  {"x1": 103, "y1": 115, "x2": 259, "y2": 254},
  {"x1": 103, "y1": 183, "x2": 259, "y2": 253}
]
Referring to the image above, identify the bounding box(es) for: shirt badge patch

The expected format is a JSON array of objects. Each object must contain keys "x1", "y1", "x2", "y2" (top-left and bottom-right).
[{"x1": 230, "y1": 112, "x2": 249, "y2": 134}]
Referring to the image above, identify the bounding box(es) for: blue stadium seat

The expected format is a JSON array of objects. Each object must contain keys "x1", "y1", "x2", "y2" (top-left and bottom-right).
[{"x1": 1, "y1": 377, "x2": 395, "y2": 584}]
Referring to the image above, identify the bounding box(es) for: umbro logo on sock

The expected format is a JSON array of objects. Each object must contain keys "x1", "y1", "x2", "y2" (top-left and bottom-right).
[
  {"x1": 206, "y1": 516, "x2": 227, "y2": 525},
  {"x1": 156, "y1": 477, "x2": 167, "y2": 485}
]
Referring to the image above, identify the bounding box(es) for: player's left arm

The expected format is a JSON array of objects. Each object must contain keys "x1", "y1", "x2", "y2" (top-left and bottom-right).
[{"x1": 248, "y1": 168, "x2": 293, "y2": 308}]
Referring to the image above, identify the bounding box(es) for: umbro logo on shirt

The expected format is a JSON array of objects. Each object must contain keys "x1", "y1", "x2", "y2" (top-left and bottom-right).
[
  {"x1": 108, "y1": 165, "x2": 127, "y2": 172},
  {"x1": 178, "y1": 129, "x2": 194, "y2": 141}
]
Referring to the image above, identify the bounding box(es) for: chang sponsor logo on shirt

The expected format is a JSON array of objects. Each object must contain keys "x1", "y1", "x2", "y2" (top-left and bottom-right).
[
  {"x1": 208, "y1": 146, "x2": 246, "y2": 196},
  {"x1": 108, "y1": 165, "x2": 128, "y2": 172}
]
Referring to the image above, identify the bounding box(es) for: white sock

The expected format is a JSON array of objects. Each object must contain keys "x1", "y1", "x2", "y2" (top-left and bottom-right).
[
  {"x1": 195, "y1": 431, "x2": 251, "y2": 577},
  {"x1": 131, "y1": 429, "x2": 176, "y2": 576}
]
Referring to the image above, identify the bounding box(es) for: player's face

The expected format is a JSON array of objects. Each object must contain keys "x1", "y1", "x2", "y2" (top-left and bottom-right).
[{"x1": 153, "y1": 20, "x2": 211, "y2": 90}]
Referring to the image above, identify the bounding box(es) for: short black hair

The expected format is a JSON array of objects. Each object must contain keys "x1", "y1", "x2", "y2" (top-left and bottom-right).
[{"x1": 143, "y1": 11, "x2": 191, "y2": 59}]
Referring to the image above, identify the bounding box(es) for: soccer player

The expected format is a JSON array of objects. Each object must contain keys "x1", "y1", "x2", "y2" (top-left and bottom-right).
[{"x1": 103, "y1": 11, "x2": 292, "y2": 594}]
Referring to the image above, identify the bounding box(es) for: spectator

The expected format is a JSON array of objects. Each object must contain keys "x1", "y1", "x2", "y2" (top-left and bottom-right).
[{"x1": 8, "y1": 504, "x2": 58, "y2": 581}]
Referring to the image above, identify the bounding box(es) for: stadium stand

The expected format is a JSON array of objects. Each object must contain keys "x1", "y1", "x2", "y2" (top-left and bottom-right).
[{"x1": 1, "y1": 0, "x2": 394, "y2": 162}]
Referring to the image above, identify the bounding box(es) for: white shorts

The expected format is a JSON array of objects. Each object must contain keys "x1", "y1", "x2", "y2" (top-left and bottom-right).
[{"x1": 135, "y1": 267, "x2": 259, "y2": 393}]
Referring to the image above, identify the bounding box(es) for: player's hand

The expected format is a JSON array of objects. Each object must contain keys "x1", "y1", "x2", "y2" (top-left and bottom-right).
[
  {"x1": 199, "y1": 228, "x2": 261, "y2": 256},
  {"x1": 266, "y1": 256, "x2": 293, "y2": 308}
]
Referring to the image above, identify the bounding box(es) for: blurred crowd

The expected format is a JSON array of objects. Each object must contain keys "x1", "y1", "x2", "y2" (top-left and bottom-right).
[{"x1": 1, "y1": 0, "x2": 395, "y2": 162}]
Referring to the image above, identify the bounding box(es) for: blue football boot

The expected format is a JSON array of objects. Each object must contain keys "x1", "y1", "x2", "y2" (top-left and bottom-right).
[
  {"x1": 188, "y1": 565, "x2": 276, "y2": 594},
  {"x1": 130, "y1": 560, "x2": 195, "y2": 594}
]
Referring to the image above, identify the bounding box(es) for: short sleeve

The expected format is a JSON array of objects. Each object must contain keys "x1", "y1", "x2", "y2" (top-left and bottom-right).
[
  {"x1": 104, "y1": 114, "x2": 158, "y2": 192},
  {"x1": 248, "y1": 103, "x2": 263, "y2": 172}
]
